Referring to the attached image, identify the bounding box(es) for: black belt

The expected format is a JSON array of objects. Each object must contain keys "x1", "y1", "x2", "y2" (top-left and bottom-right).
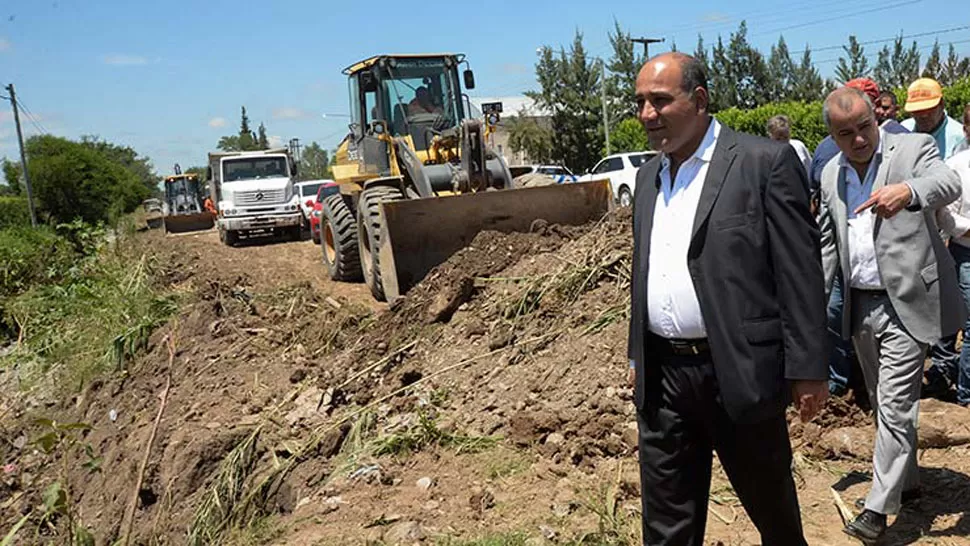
[{"x1": 654, "y1": 336, "x2": 710, "y2": 356}]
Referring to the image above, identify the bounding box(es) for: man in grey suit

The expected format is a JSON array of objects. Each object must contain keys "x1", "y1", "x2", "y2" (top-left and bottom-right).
[{"x1": 817, "y1": 87, "x2": 964, "y2": 543}]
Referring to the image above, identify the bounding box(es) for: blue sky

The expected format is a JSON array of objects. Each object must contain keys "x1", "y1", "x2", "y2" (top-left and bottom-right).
[{"x1": 0, "y1": 0, "x2": 966, "y2": 182}]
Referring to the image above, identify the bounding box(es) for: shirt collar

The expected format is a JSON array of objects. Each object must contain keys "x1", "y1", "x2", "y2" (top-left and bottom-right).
[
  {"x1": 838, "y1": 128, "x2": 885, "y2": 169},
  {"x1": 661, "y1": 118, "x2": 721, "y2": 170}
]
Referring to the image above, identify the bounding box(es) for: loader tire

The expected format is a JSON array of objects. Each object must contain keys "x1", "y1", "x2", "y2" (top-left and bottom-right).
[
  {"x1": 358, "y1": 185, "x2": 405, "y2": 301},
  {"x1": 322, "y1": 194, "x2": 362, "y2": 281}
]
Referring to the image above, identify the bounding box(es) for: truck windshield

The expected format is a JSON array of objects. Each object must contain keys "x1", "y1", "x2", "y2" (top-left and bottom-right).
[
  {"x1": 223, "y1": 157, "x2": 288, "y2": 182},
  {"x1": 300, "y1": 183, "x2": 323, "y2": 197}
]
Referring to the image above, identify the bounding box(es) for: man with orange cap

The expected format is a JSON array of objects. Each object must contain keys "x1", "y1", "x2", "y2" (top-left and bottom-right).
[{"x1": 901, "y1": 77, "x2": 965, "y2": 160}]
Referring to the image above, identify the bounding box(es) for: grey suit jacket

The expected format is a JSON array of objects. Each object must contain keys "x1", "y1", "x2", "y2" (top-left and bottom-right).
[{"x1": 818, "y1": 131, "x2": 965, "y2": 343}]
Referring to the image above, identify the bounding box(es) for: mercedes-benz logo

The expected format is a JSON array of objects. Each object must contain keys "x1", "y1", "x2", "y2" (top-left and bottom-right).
[{"x1": 254, "y1": 191, "x2": 264, "y2": 201}]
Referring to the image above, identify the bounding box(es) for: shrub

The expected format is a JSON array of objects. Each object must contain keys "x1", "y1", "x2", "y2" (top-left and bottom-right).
[
  {"x1": 715, "y1": 101, "x2": 827, "y2": 151},
  {"x1": 0, "y1": 226, "x2": 76, "y2": 299},
  {"x1": 0, "y1": 196, "x2": 30, "y2": 229}
]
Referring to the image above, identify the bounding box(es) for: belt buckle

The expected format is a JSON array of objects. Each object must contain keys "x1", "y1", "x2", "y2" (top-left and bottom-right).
[{"x1": 688, "y1": 343, "x2": 700, "y2": 355}]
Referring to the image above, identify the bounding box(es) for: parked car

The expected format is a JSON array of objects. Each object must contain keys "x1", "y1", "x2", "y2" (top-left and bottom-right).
[
  {"x1": 576, "y1": 151, "x2": 658, "y2": 207},
  {"x1": 294, "y1": 180, "x2": 333, "y2": 225},
  {"x1": 309, "y1": 182, "x2": 339, "y2": 244},
  {"x1": 508, "y1": 164, "x2": 577, "y2": 184}
]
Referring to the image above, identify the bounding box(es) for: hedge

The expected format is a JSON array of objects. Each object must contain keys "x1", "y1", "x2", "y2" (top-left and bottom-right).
[
  {"x1": 0, "y1": 197, "x2": 31, "y2": 230},
  {"x1": 715, "y1": 76, "x2": 970, "y2": 153},
  {"x1": 0, "y1": 225, "x2": 76, "y2": 299}
]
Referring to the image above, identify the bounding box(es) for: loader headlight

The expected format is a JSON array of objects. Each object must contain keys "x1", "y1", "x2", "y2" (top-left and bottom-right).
[
  {"x1": 487, "y1": 113, "x2": 499, "y2": 126},
  {"x1": 312, "y1": 210, "x2": 321, "y2": 218}
]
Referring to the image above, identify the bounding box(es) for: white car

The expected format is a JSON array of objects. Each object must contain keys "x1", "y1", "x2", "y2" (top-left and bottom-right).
[
  {"x1": 294, "y1": 180, "x2": 333, "y2": 222},
  {"x1": 577, "y1": 151, "x2": 658, "y2": 207},
  {"x1": 508, "y1": 164, "x2": 577, "y2": 184}
]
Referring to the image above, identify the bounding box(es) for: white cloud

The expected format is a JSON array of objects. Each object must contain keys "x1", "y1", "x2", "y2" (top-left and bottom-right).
[
  {"x1": 102, "y1": 54, "x2": 148, "y2": 66},
  {"x1": 273, "y1": 107, "x2": 309, "y2": 120},
  {"x1": 0, "y1": 38, "x2": 11, "y2": 53},
  {"x1": 208, "y1": 117, "x2": 227, "y2": 128},
  {"x1": 268, "y1": 135, "x2": 284, "y2": 148}
]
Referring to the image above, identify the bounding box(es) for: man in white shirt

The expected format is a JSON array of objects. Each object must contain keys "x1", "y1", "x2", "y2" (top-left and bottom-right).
[
  {"x1": 629, "y1": 52, "x2": 827, "y2": 546},
  {"x1": 818, "y1": 87, "x2": 963, "y2": 543},
  {"x1": 933, "y1": 148, "x2": 970, "y2": 407},
  {"x1": 766, "y1": 114, "x2": 812, "y2": 188}
]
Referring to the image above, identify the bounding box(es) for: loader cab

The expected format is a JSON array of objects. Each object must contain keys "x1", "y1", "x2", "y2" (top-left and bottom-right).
[{"x1": 346, "y1": 54, "x2": 469, "y2": 162}]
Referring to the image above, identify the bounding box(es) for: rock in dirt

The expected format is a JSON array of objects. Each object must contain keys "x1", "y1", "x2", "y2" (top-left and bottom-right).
[
  {"x1": 818, "y1": 426, "x2": 874, "y2": 460},
  {"x1": 469, "y1": 486, "x2": 495, "y2": 516},
  {"x1": 289, "y1": 368, "x2": 307, "y2": 383},
  {"x1": 416, "y1": 477, "x2": 434, "y2": 491},
  {"x1": 918, "y1": 399, "x2": 970, "y2": 448},
  {"x1": 285, "y1": 386, "x2": 324, "y2": 426},
  {"x1": 427, "y1": 277, "x2": 474, "y2": 324},
  {"x1": 386, "y1": 521, "x2": 426, "y2": 543}
]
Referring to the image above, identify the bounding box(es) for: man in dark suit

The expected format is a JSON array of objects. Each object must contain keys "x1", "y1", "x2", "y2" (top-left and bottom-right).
[{"x1": 628, "y1": 52, "x2": 829, "y2": 545}]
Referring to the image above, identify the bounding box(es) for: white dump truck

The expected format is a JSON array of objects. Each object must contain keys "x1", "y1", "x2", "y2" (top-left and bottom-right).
[{"x1": 207, "y1": 148, "x2": 303, "y2": 246}]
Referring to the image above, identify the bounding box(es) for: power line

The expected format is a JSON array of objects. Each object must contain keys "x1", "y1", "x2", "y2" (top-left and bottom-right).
[
  {"x1": 14, "y1": 96, "x2": 49, "y2": 135},
  {"x1": 658, "y1": 0, "x2": 875, "y2": 38},
  {"x1": 791, "y1": 25, "x2": 970, "y2": 55},
  {"x1": 752, "y1": 0, "x2": 922, "y2": 37}
]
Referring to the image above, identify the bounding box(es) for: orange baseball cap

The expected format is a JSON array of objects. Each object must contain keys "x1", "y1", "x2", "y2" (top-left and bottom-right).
[
  {"x1": 845, "y1": 78, "x2": 880, "y2": 102},
  {"x1": 904, "y1": 78, "x2": 943, "y2": 113}
]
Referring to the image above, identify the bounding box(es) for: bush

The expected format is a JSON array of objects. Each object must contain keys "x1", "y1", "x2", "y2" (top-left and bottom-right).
[
  {"x1": 715, "y1": 101, "x2": 827, "y2": 151},
  {"x1": 0, "y1": 196, "x2": 30, "y2": 229},
  {"x1": 0, "y1": 226, "x2": 76, "y2": 299}
]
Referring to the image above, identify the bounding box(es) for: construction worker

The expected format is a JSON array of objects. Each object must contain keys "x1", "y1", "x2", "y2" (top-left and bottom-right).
[{"x1": 203, "y1": 196, "x2": 217, "y2": 215}]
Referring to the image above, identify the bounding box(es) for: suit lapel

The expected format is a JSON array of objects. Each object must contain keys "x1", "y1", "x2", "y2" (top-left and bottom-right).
[
  {"x1": 637, "y1": 159, "x2": 662, "y2": 266},
  {"x1": 872, "y1": 132, "x2": 896, "y2": 192},
  {"x1": 835, "y1": 165, "x2": 852, "y2": 277},
  {"x1": 691, "y1": 128, "x2": 738, "y2": 241}
]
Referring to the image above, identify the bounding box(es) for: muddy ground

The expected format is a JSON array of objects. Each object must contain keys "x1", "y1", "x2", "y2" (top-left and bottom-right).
[{"x1": 3, "y1": 218, "x2": 970, "y2": 545}]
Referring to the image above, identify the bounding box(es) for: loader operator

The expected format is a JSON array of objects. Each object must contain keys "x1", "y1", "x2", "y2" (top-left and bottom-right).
[
  {"x1": 408, "y1": 86, "x2": 442, "y2": 115},
  {"x1": 203, "y1": 196, "x2": 217, "y2": 215}
]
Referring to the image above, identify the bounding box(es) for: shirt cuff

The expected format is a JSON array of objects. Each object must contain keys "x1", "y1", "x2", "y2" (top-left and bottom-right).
[
  {"x1": 629, "y1": 359, "x2": 635, "y2": 369},
  {"x1": 906, "y1": 182, "x2": 919, "y2": 208}
]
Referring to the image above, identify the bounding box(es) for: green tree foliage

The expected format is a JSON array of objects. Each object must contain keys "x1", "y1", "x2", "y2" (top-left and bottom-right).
[
  {"x1": 25, "y1": 135, "x2": 149, "y2": 224},
  {"x1": 0, "y1": 197, "x2": 30, "y2": 228},
  {"x1": 218, "y1": 106, "x2": 267, "y2": 151},
  {"x1": 791, "y1": 47, "x2": 826, "y2": 102},
  {"x1": 506, "y1": 112, "x2": 554, "y2": 164},
  {"x1": 835, "y1": 36, "x2": 870, "y2": 83},
  {"x1": 767, "y1": 37, "x2": 796, "y2": 101},
  {"x1": 606, "y1": 20, "x2": 645, "y2": 119},
  {"x1": 2, "y1": 158, "x2": 22, "y2": 195},
  {"x1": 257, "y1": 123, "x2": 269, "y2": 150},
  {"x1": 79, "y1": 136, "x2": 160, "y2": 195},
  {"x1": 923, "y1": 40, "x2": 943, "y2": 81},
  {"x1": 708, "y1": 22, "x2": 771, "y2": 110},
  {"x1": 528, "y1": 32, "x2": 604, "y2": 173},
  {"x1": 300, "y1": 141, "x2": 333, "y2": 179},
  {"x1": 873, "y1": 45, "x2": 893, "y2": 89},
  {"x1": 607, "y1": 117, "x2": 649, "y2": 154},
  {"x1": 884, "y1": 36, "x2": 921, "y2": 89}
]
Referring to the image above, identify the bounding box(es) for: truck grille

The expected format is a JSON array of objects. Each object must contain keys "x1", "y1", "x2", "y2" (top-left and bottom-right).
[{"x1": 235, "y1": 189, "x2": 286, "y2": 205}]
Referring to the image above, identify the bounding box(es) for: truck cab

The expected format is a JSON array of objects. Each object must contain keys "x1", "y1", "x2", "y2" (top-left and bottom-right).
[{"x1": 208, "y1": 148, "x2": 303, "y2": 246}]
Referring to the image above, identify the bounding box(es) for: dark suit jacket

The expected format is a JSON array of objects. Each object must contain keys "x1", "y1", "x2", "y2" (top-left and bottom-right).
[{"x1": 628, "y1": 125, "x2": 828, "y2": 423}]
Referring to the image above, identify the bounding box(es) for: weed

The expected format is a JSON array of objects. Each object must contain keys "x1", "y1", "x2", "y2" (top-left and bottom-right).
[
  {"x1": 570, "y1": 465, "x2": 640, "y2": 546},
  {"x1": 223, "y1": 515, "x2": 284, "y2": 546},
  {"x1": 372, "y1": 410, "x2": 497, "y2": 457},
  {"x1": 434, "y1": 533, "x2": 530, "y2": 546},
  {"x1": 484, "y1": 448, "x2": 532, "y2": 480}
]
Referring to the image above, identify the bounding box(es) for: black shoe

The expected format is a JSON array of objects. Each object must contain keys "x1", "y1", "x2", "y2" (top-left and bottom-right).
[
  {"x1": 843, "y1": 510, "x2": 887, "y2": 544},
  {"x1": 854, "y1": 488, "x2": 922, "y2": 511},
  {"x1": 922, "y1": 373, "x2": 952, "y2": 399}
]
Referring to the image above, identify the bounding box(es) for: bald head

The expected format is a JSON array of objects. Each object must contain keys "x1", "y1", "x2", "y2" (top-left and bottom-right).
[
  {"x1": 641, "y1": 52, "x2": 709, "y2": 96},
  {"x1": 824, "y1": 86, "x2": 879, "y2": 166}
]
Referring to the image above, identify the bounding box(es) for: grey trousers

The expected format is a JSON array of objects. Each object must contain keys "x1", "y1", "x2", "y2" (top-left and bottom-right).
[{"x1": 850, "y1": 290, "x2": 925, "y2": 515}]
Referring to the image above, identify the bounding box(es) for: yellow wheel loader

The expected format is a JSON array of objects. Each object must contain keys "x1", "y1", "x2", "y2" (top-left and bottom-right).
[
  {"x1": 322, "y1": 53, "x2": 613, "y2": 301},
  {"x1": 162, "y1": 173, "x2": 216, "y2": 234}
]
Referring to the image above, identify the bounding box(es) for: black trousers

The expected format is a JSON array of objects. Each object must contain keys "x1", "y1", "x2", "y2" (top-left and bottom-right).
[{"x1": 636, "y1": 350, "x2": 806, "y2": 546}]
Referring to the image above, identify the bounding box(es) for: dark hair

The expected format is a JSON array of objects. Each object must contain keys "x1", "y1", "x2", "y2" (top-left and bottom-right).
[
  {"x1": 679, "y1": 55, "x2": 709, "y2": 94},
  {"x1": 878, "y1": 90, "x2": 897, "y2": 105}
]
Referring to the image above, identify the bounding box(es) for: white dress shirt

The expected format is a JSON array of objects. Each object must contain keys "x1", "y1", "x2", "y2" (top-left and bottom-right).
[
  {"x1": 841, "y1": 130, "x2": 885, "y2": 290},
  {"x1": 789, "y1": 139, "x2": 812, "y2": 179},
  {"x1": 647, "y1": 119, "x2": 721, "y2": 339},
  {"x1": 936, "y1": 149, "x2": 970, "y2": 247}
]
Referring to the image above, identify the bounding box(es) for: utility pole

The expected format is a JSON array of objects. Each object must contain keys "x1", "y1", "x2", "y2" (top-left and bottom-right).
[
  {"x1": 5, "y1": 84, "x2": 37, "y2": 227},
  {"x1": 632, "y1": 37, "x2": 665, "y2": 59},
  {"x1": 601, "y1": 61, "x2": 611, "y2": 156}
]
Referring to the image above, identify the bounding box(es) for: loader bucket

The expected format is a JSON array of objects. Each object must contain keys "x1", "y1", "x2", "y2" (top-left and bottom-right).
[
  {"x1": 378, "y1": 179, "x2": 614, "y2": 300},
  {"x1": 163, "y1": 212, "x2": 216, "y2": 234}
]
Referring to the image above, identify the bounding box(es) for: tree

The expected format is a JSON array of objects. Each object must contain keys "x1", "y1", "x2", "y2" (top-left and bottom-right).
[
  {"x1": 184, "y1": 166, "x2": 208, "y2": 183},
  {"x1": 923, "y1": 40, "x2": 942, "y2": 81},
  {"x1": 606, "y1": 20, "x2": 645, "y2": 120},
  {"x1": 238, "y1": 106, "x2": 257, "y2": 151},
  {"x1": 607, "y1": 117, "x2": 648, "y2": 154},
  {"x1": 767, "y1": 36, "x2": 796, "y2": 101},
  {"x1": 873, "y1": 45, "x2": 893, "y2": 89},
  {"x1": 217, "y1": 135, "x2": 241, "y2": 152},
  {"x1": 790, "y1": 47, "x2": 825, "y2": 102},
  {"x1": 300, "y1": 141, "x2": 332, "y2": 180},
  {"x1": 257, "y1": 123, "x2": 269, "y2": 150},
  {"x1": 2, "y1": 158, "x2": 22, "y2": 195},
  {"x1": 694, "y1": 36, "x2": 710, "y2": 78},
  {"x1": 25, "y1": 135, "x2": 149, "y2": 224},
  {"x1": 888, "y1": 36, "x2": 921, "y2": 89},
  {"x1": 528, "y1": 32, "x2": 604, "y2": 173},
  {"x1": 506, "y1": 112, "x2": 554, "y2": 163},
  {"x1": 835, "y1": 36, "x2": 870, "y2": 83},
  {"x1": 942, "y1": 43, "x2": 962, "y2": 86},
  {"x1": 709, "y1": 37, "x2": 735, "y2": 111},
  {"x1": 79, "y1": 136, "x2": 160, "y2": 194},
  {"x1": 726, "y1": 22, "x2": 771, "y2": 109}
]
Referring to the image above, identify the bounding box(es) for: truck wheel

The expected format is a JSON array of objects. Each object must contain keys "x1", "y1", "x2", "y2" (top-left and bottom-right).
[
  {"x1": 618, "y1": 186, "x2": 633, "y2": 208},
  {"x1": 223, "y1": 229, "x2": 239, "y2": 247},
  {"x1": 358, "y1": 185, "x2": 404, "y2": 301},
  {"x1": 289, "y1": 225, "x2": 302, "y2": 241},
  {"x1": 322, "y1": 194, "x2": 362, "y2": 281}
]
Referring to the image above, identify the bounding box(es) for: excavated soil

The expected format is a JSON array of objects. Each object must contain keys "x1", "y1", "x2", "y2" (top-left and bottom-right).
[{"x1": 3, "y1": 219, "x2": 970, "y2": 546}]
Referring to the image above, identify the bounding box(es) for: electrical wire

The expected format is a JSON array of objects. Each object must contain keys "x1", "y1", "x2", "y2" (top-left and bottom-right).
[
  {"x1": 15, "y1": 96, "x2": 50, "y2": 135},
  {"x1": 752, "y1": 0, "x2": 923, "y2": 37},
  {"x1": 815, "y1": 36, "x2": 970, "y2": 64},
  {"x1": 790, "y1": 25, "x2": 970, "y2": 54}
]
